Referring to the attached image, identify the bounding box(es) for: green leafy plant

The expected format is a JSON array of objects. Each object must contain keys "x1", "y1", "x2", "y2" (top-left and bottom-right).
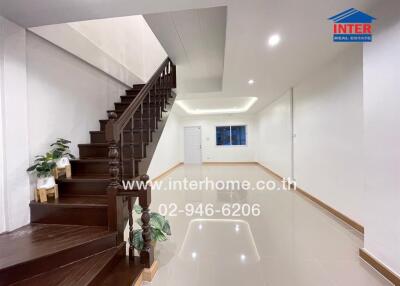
[
  {"x1": 27, "y1": 152, "x2": 57, "y2": 177},
  {"x1": 50, "y1": 138, "x2": 75, "y2": 160},
  {"x1": 131, "y1": 205, "x2": 172, "y2": 251}
]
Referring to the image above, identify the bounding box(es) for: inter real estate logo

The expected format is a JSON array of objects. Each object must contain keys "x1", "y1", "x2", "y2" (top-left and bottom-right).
[{"x1": 328, "y1": 8, "x2": 376, "y2": 42}]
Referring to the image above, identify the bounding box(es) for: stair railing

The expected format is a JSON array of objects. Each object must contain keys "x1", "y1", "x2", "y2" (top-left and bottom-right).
[{"x1": 105, "y1": 58, "x2": 176, "y2": 268}]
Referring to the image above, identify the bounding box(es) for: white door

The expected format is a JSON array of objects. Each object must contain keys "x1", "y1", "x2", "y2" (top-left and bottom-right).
[{"x1": 184, "y1": 126, "x2": 202, "y2": 164}]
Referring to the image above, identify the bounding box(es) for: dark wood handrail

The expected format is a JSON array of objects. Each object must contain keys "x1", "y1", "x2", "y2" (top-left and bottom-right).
[
  {"x1": 105, "y1": 58, "x2": 174, "y2": 143},
  {"x1": 105, "y1": 57, "x2": 176, "y2": 270}
]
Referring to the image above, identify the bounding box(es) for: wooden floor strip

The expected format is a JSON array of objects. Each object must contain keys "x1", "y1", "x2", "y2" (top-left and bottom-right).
[
  {"x1": 256, "y1": 162, "x2": 364, "y2": 234},
  {"x1": 360, "y1": 248, "x2": 400, "y2": 286}
]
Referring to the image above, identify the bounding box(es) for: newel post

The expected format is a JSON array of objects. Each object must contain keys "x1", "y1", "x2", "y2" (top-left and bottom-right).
[
  {"x1": 139, "y1": 174, "x2": 154, "y2": 268},
  {"x1": 106, "y1": 111, "x2": 123, "y2": 237}
]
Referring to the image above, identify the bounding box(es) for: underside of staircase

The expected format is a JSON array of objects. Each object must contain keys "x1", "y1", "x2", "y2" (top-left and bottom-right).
[{"x1": 0, "y1": 59, "x2": 176, "y2": 286}]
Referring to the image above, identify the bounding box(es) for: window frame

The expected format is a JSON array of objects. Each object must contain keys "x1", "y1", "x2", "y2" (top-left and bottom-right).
[{"x1": 215, "y1": 124, "x2": 248, "y2": 147}]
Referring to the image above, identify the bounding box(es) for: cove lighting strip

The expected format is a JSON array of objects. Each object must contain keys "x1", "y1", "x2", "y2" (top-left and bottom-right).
[{"x1": 176, "y1": 97, "x2": 258, "y2": 115}]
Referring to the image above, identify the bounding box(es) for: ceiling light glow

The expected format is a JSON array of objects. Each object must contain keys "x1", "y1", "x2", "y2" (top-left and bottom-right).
[
  {"x1": 268, "y1": 34, "x2": 281, "y2": 47},
  {"x1": 176, "y1": 97, "x2": 258, "y2": 115},
  {"x1": 248, "y1": 79, "x2": 255, "y2": 85}
]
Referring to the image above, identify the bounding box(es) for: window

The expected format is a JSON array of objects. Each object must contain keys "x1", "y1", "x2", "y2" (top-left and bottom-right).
[{"x1": 216, "y1": 125, "x2": 246, "y2": 146}]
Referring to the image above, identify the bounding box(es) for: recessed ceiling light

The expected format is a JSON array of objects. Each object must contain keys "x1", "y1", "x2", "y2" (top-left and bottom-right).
[
  {"x1": 248, "y1": 79, "x2": 255, "y2": 85},
  {"x1": 268, "y1": 34, "x2": 281, "y2": 47}
]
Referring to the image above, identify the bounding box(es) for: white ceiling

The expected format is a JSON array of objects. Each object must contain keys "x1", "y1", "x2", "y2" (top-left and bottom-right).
[
  {"x1": 0, "y1": 0, "x2": 379, "y2": 115},
  {"x1": 0, "y1": 0, "x2": 227, "y2": 28},
  {"x1": 145, "y1": 0, "x2": 378, "y2": 115},
  {"x1": 145, "y1": 7, "x2": 226, "y2": 94}
]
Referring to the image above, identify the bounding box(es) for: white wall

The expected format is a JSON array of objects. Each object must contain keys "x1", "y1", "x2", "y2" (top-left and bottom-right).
[
  {"x1": 256, "y1": 90, "x2": 292, "y2": 179},
  {"x1": 30, "y1": 24, "x2": 141, "y2": 86},
  {"x1": 31, "y1": 15, "x2": 167, "y2": 86},
  {"x1": 26, "y1": 32, "x2": 127, "y2": 159},
  {"x1": 293, "y1": 46, "x2": 364, "y2": 225},
  {"x1": 363, "y1": 1, "x2": 400, "y2": 275},
  {"x1": 70, "y1": 16, "x2": 167, "y2": 82},
  {"x1": 0, "y1": 17, "x2": 5, "y2": 233},
  {"x1": 180, "y1": 115, "x2": 256, "y2": 163},
  {"x1": 254, "y1": 46, "x2": 364, "y2": 225},
  {"x1": 147, "y1": 106, "x2": 182, "y2": 179},
  {"x1": 0, "y1": 16, "x2": 30, "y2": 232}
]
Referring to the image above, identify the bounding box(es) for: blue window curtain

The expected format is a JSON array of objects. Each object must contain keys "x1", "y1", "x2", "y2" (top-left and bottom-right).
[
  {"x1": 216, "y1": 125, "x2": 246, "y2": 146},
  {"x1": 216, "y1": 126, "x2": 231, "y2": 145},
  {"x1": 231, "y1": 126, "x2": 246, "y2": 145}
]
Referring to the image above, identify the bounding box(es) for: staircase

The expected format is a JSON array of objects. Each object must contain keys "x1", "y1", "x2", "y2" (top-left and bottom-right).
[{"x1": 0, "y1": 58, "x2": 176, "y2": 285}]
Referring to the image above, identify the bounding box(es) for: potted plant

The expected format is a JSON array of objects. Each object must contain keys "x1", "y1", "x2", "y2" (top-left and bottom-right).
[
  {"x1": 27, "y1": 152, "x2": 57, "y2": 189},
  {"x1": 50, "y1": 138, "x2": 75, "y2": 168},
  {"x1": 131, "y1": 205, "x2": 172, "y2": 251}
]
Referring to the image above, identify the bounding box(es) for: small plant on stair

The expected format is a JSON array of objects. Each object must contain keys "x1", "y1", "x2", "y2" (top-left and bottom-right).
[
  {"x1": 27, "y1": 152, "x2": 57, "y2": 189},
  {"x1": 132, "y1": 205, "x2": 172, "y2": 251},
  {"x1": 50, "y1": 138, "x2": 75, "y2": 168}
]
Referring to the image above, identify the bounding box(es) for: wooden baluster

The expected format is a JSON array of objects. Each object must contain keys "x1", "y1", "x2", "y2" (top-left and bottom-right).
[
  {"x1": 147, "y1": 92, "x2": 152, "y2": 143},
  {"x1": 154, "y1": 87, "x2": 161, "y2": 119},
  {"x1": 106, "y1": 111, "x2": 122, "y2": 233},
  {"x1": 130, "y1": 115, "x2": 135, "y2": 178},
  {"x1": 120, "y1": 132, "x2": 124, "y2": 180},
  {"x1": 139, "y1": 102, "x2": 144, "y2": 177},
  {"x1": 168, "y1": 61, "x2": 172, "y2": 88},
  {"x1": 139, "y1": 174, "x2": 154, "y2": 268},
  {"x1": 172, "y1": 63, "x2": 177, "y2": 88},
  {"x1": 128, "y1": 197, "x2": 134, "y2": 258}
]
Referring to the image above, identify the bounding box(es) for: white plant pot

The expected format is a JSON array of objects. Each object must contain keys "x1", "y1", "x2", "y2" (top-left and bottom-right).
[
  {"x1": 37, "y1": 176, "x2": 56, "y2": 189},
  {"x1": 56, "y1": 157, "x2": 70, "y2": 168}
]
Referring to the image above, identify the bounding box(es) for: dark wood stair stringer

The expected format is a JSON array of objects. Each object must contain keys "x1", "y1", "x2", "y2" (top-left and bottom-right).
[{"x1": 0, "y1": 58, "x2": 176, "y2": 286}]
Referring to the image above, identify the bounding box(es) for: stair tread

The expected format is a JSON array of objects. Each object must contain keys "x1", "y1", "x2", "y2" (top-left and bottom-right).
[
  {"x1": 30, "y1": 195, "x2": 108, "y2": 207},
  {"x1": 99, "y1": 117, "x2": 153, "y2": 123},
  {"x1": 57, "y1": 175, "x2": 110, "y2": 181},
  {"x1": 90, "y1": 129, "x2": 151, "y2": 134},
  {"x1": 11, "y1": 246, "x2": 120, "y2": 286},
  {"x1": 98, "y1": 256, "x2": 144, "y2": 286},
  {"x1": 79, "y1": 143, "x2": 141, "y2": 147},
  {"x1": 72, "y1": 158, "x2": 141, "y2": 162},
  {"x1": 0, "y1": 224, "x2": 112, "y2": 270},
  {"x1": 107, "y1": 107, "x2": 156, "y2": 112},
  {"x1": 129, "y1": 84, "x2": 145, "y2": 90}
]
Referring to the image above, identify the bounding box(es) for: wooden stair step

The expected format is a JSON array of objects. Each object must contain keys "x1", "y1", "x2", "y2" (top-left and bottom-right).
[
  {"x1": 70, "y1": 159, "x2": 139, "y2": 177},
  {"x1": 11, "y1": 244, "x2": 124, "y2": 286},
  {"x1": 57, "y1": 176, "x2": 110, "y2": 196},
  {"x1": 130, "y1": 83, "x2": 145, "y2": 90},
  {"x1": 90, "y1": 130, "x2": 152, "y2": 144},
  {"x1": 113, "y1": 105, "x2": 159, "y2": 111},
  {"x1": 107, "y1": 109, "x2": 159, "y2": 118},
  {"x1": 99, "y1": 118, "x2": 156, "y2": 131},
  {"x1": 120, "y1": 94, "x2": 160, "y2": 103},
  {"x1": 0, "y1": 224, "x2": 116, "y2": 285},
  {"x1": 125, "y1": 90, "x2": 140, "y2": 96},
  {"x1": 98, "y1": 256, "x2": 144, "y2": 286},
  {"x1": 78, "y1": 143, "x2": 145, "y2": 159},
  {"x1": 30, "y1": 196, "x2": 108, "y2": 226}
]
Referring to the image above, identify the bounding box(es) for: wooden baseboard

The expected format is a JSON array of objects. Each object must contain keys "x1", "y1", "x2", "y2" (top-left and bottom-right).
[
  {"x1": 295, "y1": 187, "x2": 364, "y2": 234},
  {"x1": 202, "y1": 162, "x2": 257, "y2": 165},
  {"x1": 360, "y1": 248, "x2": 400, "y2": 285},
  {"x1": 151, "y1": 163, "x2": 183, "y2": 182},
  {"x1": 256, "y1": 162, "x2": 364, "y2": 234},
  {"x1": 133, "y1": 271, "x2": 143, "y2": 286},
  {"x1": 256, "y1": 162, "x2": 285, "y2": 181},
  {"x1": 142, "y1": 260, "x2": 159, "y2": 282}
]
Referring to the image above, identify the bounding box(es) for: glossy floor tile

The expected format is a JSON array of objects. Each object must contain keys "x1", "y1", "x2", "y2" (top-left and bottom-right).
[{"x1": 131, "y1": 164, "x2": 391, "y2": 286}]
